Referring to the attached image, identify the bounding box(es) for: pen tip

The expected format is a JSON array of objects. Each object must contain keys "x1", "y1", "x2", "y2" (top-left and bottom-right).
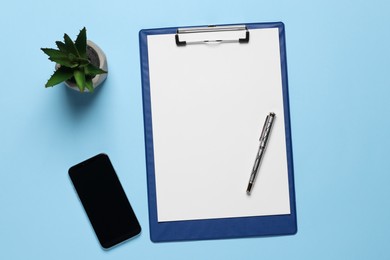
[{"x1": 246, "y1": 183, "x2": 252, "y2": 195}]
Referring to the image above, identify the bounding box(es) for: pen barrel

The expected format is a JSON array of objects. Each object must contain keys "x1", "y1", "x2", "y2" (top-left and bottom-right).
[
  {"x1": 251, "y1": 154, "x2": 261, "y2": 177},
  {"x1": 250, "y1": 148, "x2": 265, "y2": 181}
]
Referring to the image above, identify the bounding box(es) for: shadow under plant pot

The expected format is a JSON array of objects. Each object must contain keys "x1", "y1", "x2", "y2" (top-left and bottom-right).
[{"x1": 56, "y1": 40, "x2": 108, "y2": 92}]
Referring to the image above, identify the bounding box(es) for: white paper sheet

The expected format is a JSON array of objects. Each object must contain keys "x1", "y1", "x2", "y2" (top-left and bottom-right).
[{"x1": 147, "y1": 28, "x2": 291, "y2": 222}]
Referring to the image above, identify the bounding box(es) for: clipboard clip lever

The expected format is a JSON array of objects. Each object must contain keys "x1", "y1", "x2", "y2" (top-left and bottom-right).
[{"x1": 175, "y1": 25, "x2": 250, "y2": 46}]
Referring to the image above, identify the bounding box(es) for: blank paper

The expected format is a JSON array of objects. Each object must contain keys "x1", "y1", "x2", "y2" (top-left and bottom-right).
[{"x1": 147, "y1": 28, "x2": 291, "y2": 222}]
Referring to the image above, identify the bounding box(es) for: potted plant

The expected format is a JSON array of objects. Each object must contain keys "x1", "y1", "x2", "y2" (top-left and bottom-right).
[{"x1": 41, "y1": 27, "x2": 108, "y2": 93}]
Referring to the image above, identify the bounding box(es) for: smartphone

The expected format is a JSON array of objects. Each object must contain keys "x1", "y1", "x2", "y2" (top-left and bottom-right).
[{"x1": 69, "y1": 153, "x2": 141, "y2": 249}]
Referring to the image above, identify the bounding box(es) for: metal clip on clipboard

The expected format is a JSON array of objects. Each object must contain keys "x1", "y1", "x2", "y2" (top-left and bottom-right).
[{"x1": 175, "y1": 25, "x2": 250, "y2": 46}]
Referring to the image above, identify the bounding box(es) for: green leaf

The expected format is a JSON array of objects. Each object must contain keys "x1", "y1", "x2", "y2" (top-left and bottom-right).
[
  {"x1": 77, "y1": 57, "x2": 90, "y2": 67},
  {"x1": 63, "y1": 33, "x2": 79, "y2": 57},
  {"x1": 84, "y1": 64, "x2": 107, "y2": 76},
  {"x1": 41, "y1": 48, "x2": 76, "y2": 67},
  {"x1": 55, "y1": 41, "x2": 67, "y2": 53},
  {"x1": 41, "y1": 48, "x2": 67, "y2": 59},
  {"x1": 75, "y1": 27, "x2": 87, "y2": 59},
  {"x1": 73, "y1": 69, "x2": 86, "y2": 92},
  {"x1": 85, "y1": 78, "x2": 94, "y2": 93},
  {"x1": 68, "y1": 53, "x2": 76, "y2": 60},
  {"x1": 45, "y1": 67, "x2": 73, "y2": 87},
  {"x1": 51, "y1": 57, "x2": 78, "y2": 68},
  {"x1": 56, "y1": 41, "x2": 80, "y2": 59},
  {"x1": 66, "y1": 54, "x2": 90, "y2": 68}
]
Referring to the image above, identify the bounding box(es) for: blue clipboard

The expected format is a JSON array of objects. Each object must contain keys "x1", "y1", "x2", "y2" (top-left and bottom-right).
[{"x1": 139, "y1": 22, "x2": 297, "y2": 242}]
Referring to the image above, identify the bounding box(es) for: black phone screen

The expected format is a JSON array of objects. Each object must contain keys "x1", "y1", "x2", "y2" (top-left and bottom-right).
[{"x1": 69, "y1": 153, "x2": 141, "y2": 249}]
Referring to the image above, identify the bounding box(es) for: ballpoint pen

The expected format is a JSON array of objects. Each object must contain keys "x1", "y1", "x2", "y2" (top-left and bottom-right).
[{"x1": 246, "y1": 112, "x2": 276, "y2": 195}]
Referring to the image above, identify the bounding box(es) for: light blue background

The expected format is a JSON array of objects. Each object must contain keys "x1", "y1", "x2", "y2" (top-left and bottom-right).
[{"x1": 1, "y1": 0, "x2": 390, "y2": 259}]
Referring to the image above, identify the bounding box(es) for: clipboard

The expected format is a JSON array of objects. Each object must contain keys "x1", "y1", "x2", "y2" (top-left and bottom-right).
[{"x1": 139, "y1": 22, "x2": 297, "y2": 242}]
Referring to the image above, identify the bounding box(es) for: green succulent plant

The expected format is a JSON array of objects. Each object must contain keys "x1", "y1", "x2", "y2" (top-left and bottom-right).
[{"x1": 41, "y1": 27, "x2": 107, "y2": 92}]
